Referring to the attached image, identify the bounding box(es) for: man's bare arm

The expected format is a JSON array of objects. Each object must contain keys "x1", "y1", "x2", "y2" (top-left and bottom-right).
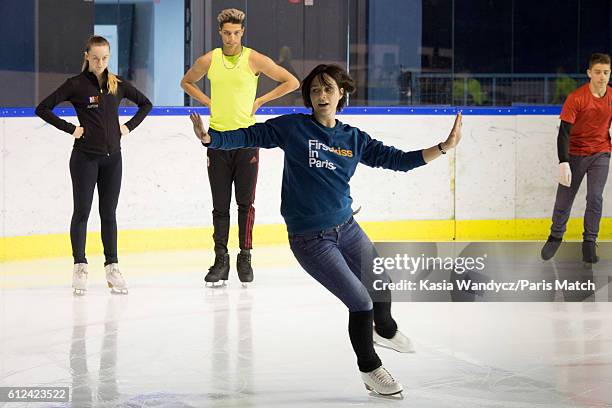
[{"x1": 180, "y1": 52, "x2": 213, "y2": 107}]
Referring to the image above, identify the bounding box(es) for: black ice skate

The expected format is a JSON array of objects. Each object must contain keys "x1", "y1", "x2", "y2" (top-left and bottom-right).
[
  {"x1": 582, "y1": 241, "x2": 599, "y2": 266},
  {"x1": 541, "y1": 235, "x2": 562, "y2": 260},
  {"x1": 205, "y1": 253, "x2": 229, "y2": 287},
  {"x1": 237, "y1": 252, "x2": 253, "y2": 287}
]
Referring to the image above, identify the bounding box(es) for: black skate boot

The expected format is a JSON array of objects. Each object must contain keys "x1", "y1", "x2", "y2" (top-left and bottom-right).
[
  {"x1": 205, "y1": 253, "x2": 229, "y2": 286},
  {"x1": 582, "y1": 241, "x2": 599, "y2": 265},
  {"x1": 541, "y1": 235, "x2": 562, "y2": 260},
  {"x1": 237, "y1": 252, "x2": 254, "y2": 286}
]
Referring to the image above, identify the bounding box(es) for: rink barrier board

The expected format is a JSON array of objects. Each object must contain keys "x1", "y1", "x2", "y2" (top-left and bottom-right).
[
  {"x1": 1, "y1": 217, "x2": 610, "y2": 262},
  {"x1": 1, "y1": 105, "x2": 605, "y2": 261}
]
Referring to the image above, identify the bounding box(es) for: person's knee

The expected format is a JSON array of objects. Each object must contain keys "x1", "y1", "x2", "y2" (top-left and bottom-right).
[
  {"x1": 99, "y1": 208, "x2": 117, "y2": 223},
  {"x1": 586, "y1": 193, "x2": 603, "y2": 208},
  {"x1": 72, "y1": 206, "x2": 92, "y2": 223},
  {"x1": 348, "y1": 297, "x2": 373, "y2": 313},
  {"x1": 212, "y1": 209, "x2": 230, "y2": 217},
  {"x1": 236, "y1": 202, "x2": 254, "y2": 212},
  {"x1": 553, "y1": 202, "x2": 572, "y2": 213},
  {"x1": 72, "y1": 213, "x2": 90, "y2": 224}
]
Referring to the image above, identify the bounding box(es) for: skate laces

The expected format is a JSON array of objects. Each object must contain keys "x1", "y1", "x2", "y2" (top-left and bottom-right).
[
  {"x1": 371, "y1": 367, "x2": 396, "y2": 385},
  {"x1": 75, "y1": 265, "x2": 88, "y2": 278},
  {"x1": 210, "y1": 255, "x2": 227, "y2": 271},
  {"x1": 107, "y1": 264, "x2": 122, "y2": 279}
]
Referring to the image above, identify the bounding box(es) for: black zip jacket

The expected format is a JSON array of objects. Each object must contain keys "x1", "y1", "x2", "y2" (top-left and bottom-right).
[{"x1": 35, "y1": 70, "x2": 152, "y2": 155}]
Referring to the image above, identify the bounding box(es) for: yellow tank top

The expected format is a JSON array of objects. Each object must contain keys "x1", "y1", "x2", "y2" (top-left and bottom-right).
[{"x1": 208, "y1": 47, "x2": 259, "y2": 131}]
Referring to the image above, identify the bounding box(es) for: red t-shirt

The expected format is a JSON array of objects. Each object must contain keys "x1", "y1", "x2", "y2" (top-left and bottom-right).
[{"x1": 560, "y1": 83, "x2": 612, "y2": 156}]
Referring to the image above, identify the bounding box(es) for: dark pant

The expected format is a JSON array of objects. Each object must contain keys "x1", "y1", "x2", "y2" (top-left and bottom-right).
[
  {"x1": 207, "y1": 148, "x2": 259, "y2": 255},
  {"x1": 69, "y1": 149, "x2": 122, "y2": 265},
  {"x1": 289, "y1": 217, "x2": 398, "y2": 372},
  {"x1": 550, "y1": 152, "x2": 610, "y2": 242}
]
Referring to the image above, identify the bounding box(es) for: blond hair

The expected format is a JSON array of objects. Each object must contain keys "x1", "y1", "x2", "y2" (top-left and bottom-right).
[
  {"x1": 81, "y1": 35, "x2": 121, "y2": 95},
  {"x1": 217, "y1": 8, "x2": 245, "y2": 28}
]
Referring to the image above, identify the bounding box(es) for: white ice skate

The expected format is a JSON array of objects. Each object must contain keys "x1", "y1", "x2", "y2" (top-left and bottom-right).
[
  {"x1": 105, "y1": 263, "x2": 128, "y2": 295},
  {"x1": 72, "y1": 263, "x2": 88, "y2": 296},
  {"x1": 361, "y1": 366, "x2": 403, "y2": 397},
  {"x1": 373, "y1": 329, "x2": 415, "y2": 353}
]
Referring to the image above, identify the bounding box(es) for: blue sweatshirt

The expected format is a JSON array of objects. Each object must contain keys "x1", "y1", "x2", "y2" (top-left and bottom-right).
[{"x1": 208, "y1": 113, "x2": 426, "y2": 234}]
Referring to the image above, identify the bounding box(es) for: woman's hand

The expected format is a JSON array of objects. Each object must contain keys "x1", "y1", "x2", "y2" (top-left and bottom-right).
[
  {"x1": 120, "y1": 124, "x2": 130, "y2": 136},
  {"x1": 73, "y1": 126, "x2": 84, "y2": 139},
  {"x1": 422, "y1": 113, "x2": 463, "y2": 163},
  {"x1": 190, "y1": 112, "x2": 210, "y2": 144},
  {"x1": 442, "y1": 112, "x2": 462, "y2": 151}
]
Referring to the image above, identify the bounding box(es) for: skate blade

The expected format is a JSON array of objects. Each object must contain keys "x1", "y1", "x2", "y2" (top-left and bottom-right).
[
  {"x1": 205, "y1": 280, "x2": 227, "y2": 288},
  {"x1": 241, "y1": 282, "x2": 251, "y2": 288},
  {"x1": 73, "y1": 288, "x2": 86, "y2": 296},
  {"x1": 364, "y1": 384, "x2": 404, "y2": 399},
  {"x1": 107, "y1": 281, "x2": 128, "y2": 295},
  {"x1": 238, "y1": 274, "x2": 253, "y2": 285}
]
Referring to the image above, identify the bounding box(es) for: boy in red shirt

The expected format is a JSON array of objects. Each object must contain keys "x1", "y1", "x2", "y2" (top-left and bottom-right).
[{"x1": 541, "y1": 53, "x2": 612, "y2": 263}]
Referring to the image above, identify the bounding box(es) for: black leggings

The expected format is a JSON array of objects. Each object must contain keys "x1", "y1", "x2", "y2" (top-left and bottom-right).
[{"x1": 69, "y1": 149, "x2": 122, "y2": 265}]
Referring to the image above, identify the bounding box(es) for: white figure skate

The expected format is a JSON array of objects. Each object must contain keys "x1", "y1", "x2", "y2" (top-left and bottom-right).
[
  {"x1": 373, "y1": 329, "x2": 415, "y2": 353},
  {"x1": 105, "y1": 263, "x2": 128, "y2": 295},
  {"x1": 361, "y1": 366, "x2": 403, "y2": 397},
  {"x1": 72, "y1": 263, "x2": 88, "y2": 296}
]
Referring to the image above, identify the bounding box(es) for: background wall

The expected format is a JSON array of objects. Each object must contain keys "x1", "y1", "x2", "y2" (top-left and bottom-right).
[{"x1": 4, "y1": 0, "x2": 612, "y2": 108}]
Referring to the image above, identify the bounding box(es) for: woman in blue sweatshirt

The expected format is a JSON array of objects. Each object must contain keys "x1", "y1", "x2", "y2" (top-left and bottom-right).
[{"x1": 190, "y1": 64, "x2": 462, "y2": 396}]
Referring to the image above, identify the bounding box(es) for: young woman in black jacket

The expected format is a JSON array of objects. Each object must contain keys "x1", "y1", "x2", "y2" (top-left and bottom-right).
[{"x1": 36, "y1": 35, "x2": 152, "y2": 295}]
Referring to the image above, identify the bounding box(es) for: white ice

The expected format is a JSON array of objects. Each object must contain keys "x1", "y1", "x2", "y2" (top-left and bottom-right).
[{"x1": 1, "y1": 247, "x2": 612, "y2": 407}]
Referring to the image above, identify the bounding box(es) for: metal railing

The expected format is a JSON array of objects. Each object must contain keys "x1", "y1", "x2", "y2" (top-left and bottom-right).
[{"x1": 362, "y1": 73, "x2": 588, "y2": 106}]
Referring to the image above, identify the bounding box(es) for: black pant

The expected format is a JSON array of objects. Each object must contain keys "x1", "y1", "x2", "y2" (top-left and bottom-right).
[
  {"x1": 69, "y1": 149, "x2": 122, "y2": 265},
  {"x1": 207, "y1": 148, "x2": 259, "y2": 255}
]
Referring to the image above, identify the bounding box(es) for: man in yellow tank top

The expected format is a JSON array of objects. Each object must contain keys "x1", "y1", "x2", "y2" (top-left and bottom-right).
[{"x1": 180, "y1": 8, "x2": 299, "y2": 286}]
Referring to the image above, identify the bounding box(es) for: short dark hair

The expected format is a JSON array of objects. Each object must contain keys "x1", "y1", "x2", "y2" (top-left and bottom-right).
[
  {"x1": 589, "y1": 53, "x2": 611, "y2": 69},
  {"x1": 301, "y1": 64, "x2": 355, "y2": 112}
]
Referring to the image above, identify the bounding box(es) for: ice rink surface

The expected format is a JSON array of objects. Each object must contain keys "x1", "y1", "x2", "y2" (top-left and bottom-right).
[{"x1": 1, "y1": 247, "x2": 612, "y2": 407}]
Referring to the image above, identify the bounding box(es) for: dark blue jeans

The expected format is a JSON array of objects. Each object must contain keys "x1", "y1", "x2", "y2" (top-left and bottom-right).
[{"x1": 289, "y1": 217, "x2": 397, "y2": 372}]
